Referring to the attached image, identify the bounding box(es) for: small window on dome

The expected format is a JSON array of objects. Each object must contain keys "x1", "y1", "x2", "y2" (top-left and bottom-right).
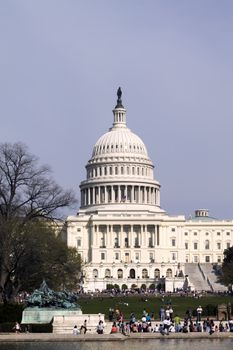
[
  {"x1": 115, "y1": 167, "x2": 118, "y2": 175},
  {"x1": 111, "y1": 145, "x2": 114, "y2": 151},
  {"x1": 109, "y1": 167, "x2": 112, "y2": 175},
  {"x1": 137, "y1": 167, "x2": 139, "y2": 175},
  {"x1": 133, "y1": 145, "x2": 136, "y2": 150},
  {"x1": 129, "y1": 144, "x2": 131, "y2": 150},
  {"x1": 142, "y1": 168, "x2": 144, "y2": 176},
  {"x1": 132, "y1": 167, "x2": 135, "y2": 175},
  {"x1": 104, "y1": 167, "x2": 107, "y2": 175},
  {"x1": 107, "y1": 145, "x2": 109, "y2": 150},
  {"x1": 103, "y1": 145, "x2": 105, "y2": 150},
  {"x1": 127, "y1": 167, "x2": 129, "y2": 174},
  {"x1": 121, "y1": 167, "x2": 124, "y2": 174},
  {"x1": 116, "y1": 144, "x2": 118, "y2": 150}
]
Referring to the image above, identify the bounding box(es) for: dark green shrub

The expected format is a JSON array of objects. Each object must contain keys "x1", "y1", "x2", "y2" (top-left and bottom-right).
[
  {"x1": 202, "y1": 304, "x2": 217, "y2": 317},
  {"x1": 106, "y1": 284, "x2": 114, "y2": 290},
  {"x1": 0, "y1": 322, "x2": 15, "y2": 332},
  {"x1": 149, "y1": 283, "x2": 156, "y2": 290},
  {"x1": 31, "y1": 323, "x2": 52, "y2": 333},
  {"x1": 0, "y1": 304, "x2": 25, "y2": 323},
  {"x1": 122, "y1": 284, "x2": 128, "y2": 290}
]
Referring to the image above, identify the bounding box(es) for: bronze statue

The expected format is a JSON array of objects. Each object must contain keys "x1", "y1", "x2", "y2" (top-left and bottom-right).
[
  {"x1": 26, "y1": 280, "x2": 80, "y2": 309},
  {"x1": 116, "y1": 87, "x2": 124, "y2": 108}
]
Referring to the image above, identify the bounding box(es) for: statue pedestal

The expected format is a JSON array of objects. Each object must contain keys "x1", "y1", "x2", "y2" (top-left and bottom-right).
[
  {"x1": 21, "y1": 307, "x2": 82, "y2": 324},
  {"x1": 52, "y1": 313, "x2": 107, "y2": 334}
]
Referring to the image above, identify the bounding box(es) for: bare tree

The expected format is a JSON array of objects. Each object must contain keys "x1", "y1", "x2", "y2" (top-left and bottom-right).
[{"x1": 0, "y1": 142, "x2": 77, "y2": 302}]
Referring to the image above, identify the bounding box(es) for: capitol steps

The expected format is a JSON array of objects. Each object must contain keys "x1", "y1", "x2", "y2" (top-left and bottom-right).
[
  {"x1": 199, "y1": 263, "x2": 227, "y2": 292},
  {"x1": 184, "y1": 263, "x2": 211, "y2": 292}
]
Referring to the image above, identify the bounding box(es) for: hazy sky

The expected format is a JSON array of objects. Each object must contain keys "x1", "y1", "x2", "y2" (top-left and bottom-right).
[{"x1": 1, "y1": 1, "x2": 233, "y2": 219}]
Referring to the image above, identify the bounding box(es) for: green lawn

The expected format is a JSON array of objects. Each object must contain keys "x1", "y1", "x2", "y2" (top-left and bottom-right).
[{"x1": 78, "y1": 295, "x2": 233, "y2": 320}]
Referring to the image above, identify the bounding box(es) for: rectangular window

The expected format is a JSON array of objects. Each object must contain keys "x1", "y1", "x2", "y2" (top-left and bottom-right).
[
  {"x1": 125, "y1": 252, "x2": 130, "y2": 262},
  {"x1": 149, "y1": 252, "x2": 154, "y2": 262},
  {"x1": 193, "y1": 256, "x2": 198, "y2": 263},
  {"x1": 171, "y1": 228, "x2": 175, "y2": 232},
  {"x1": 185, "y1": 242, "x2": 188, "y2": 250},
  {"x1": 101, "y1": 252, "x2": 105, "y2": 260},
  {"x1": 77, "y1": 238, "x2": 81, "y2": 247},
  {"x1": 217, "y1": 256, "x2": 221, "y2": 263},
  {"x1": 226, "y1": 242, "x2": 230, "y2": 249},
  {"x1": 194, "y1": 232, "x2": 197, "y2": 236},
  {"x1": 171, "y1": 252, "x2": 176, "y2": 261},
  {"x1": 217, "y1": 242, "x2": 221, "y2": 250},
  {"x1": 115, "y1": 252, "x2": 120, "y2": 260},
  {"x1": 194, "y1": 242, "x2": 198, "y2": 250},
  {"x1": 171, "y1": 239, "x2": 176, "y2": 247},
  {"x1": 217, "y1": 232, "x2": 221, "y2": 236},
  {"x1": 205, "y1": 256, "x2": 210, "y2": 263},
  {"x1": 135, "y1": 252, "x2": 140, "y2": 261},
  {"x1": 226, "y1": 232, "x2": 230, "y2": 236}
]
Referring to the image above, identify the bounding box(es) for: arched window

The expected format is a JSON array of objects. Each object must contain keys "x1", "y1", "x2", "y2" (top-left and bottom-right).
[
  {"x1": 129, "y1": 269, "x2": 135, "y2": 279},
  {"x1": 142, "y1": 269, "x2": 148, "y2": 279},
  {"x1": 93, "y1": 269, "x2": 98, "y2": 278},
  {"x1": 166, "y1": 269, "x2": 172, "y2": 278},
  {"x1": 205, "y1": 240, "x2": 210, "y2": 249},
  {"x1": 105, "y1": 269, "x2": 111, "y2": 278},
  {"x1": 117, "y1": 269, "x2": 123, "y2": 279},
  {"x1": 154, "y1": 269, "x2": 160, "y2": 279}
]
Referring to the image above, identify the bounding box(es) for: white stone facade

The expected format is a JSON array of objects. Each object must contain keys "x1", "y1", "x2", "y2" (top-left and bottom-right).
[{"x1": 66, "y1": 89, "x2": 233, "y2": 292}]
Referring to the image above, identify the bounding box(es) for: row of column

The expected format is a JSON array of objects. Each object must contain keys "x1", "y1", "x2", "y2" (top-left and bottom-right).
[
  {"x1": 81, "y1": 184, "x2": 160, "y2": 207},
  {"x1": 92, "y1": 224, "x2": 160, "y2": 248}
]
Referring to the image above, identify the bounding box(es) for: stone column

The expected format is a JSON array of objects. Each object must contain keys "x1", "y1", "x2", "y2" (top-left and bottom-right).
[
  {"x1": 138, "y1": 186, "x2": 141, "y2": 204},
  {"x1": 104, "y1": 186, "x2": 107, "y2": 204},
  {"x1": 92, "y1": 187, "x2": 95, "y2": 205}
]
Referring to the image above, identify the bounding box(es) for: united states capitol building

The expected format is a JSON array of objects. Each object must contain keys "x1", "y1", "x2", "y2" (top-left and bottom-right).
[{"x1": 66, "y1": 89, "x2": 233, "y2": 293}]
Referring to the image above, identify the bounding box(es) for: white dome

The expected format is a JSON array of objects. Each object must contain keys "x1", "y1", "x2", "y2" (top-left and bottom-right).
[{"x1": 92, "y1": 127, "x2": 149, "y2": 159}]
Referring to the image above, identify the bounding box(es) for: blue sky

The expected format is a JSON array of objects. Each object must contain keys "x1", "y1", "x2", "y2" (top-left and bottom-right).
[{"x1": 1, "y1": 1, "x2": 233, "y2": 218}]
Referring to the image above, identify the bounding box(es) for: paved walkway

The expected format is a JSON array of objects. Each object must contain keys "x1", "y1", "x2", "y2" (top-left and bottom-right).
[{"x1": 0, "y1": 332, "x2": 233, "y2": 342}]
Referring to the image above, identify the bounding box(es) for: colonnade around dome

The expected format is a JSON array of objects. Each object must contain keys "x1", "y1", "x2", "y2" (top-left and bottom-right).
[{"x1": 80, "y1": 183, "x2": 160, "y2": 208}]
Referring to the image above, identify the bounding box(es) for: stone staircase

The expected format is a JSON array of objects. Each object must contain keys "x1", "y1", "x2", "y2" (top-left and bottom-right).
[
  {"x1": 184, "y1": 263, "x2": 211, "y2": 292},
  {"x1": 199, "y1": 263, "x2": 227, "y2": 292}
]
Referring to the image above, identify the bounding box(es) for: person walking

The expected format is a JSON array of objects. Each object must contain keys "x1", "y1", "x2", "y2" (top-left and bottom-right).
[{"x1": 196, "y1": 305, "x2": 203, "y2": 322}]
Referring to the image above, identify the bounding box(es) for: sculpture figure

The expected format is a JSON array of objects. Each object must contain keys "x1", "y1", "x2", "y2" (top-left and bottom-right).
[{"x1": 26, "y1": 280, "x2": 80, "y2": 309}]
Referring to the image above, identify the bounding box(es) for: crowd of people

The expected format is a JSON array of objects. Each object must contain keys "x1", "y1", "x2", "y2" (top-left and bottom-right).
[
  {"x1": 72, "y1": 304, "x2": 233, "y2": 335},
  {"x1": 106, "y1": 305, "x2": 233, "y2": 336}
]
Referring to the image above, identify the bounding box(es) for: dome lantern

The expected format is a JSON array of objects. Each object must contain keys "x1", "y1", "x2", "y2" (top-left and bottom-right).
[{"x1": 112, "y1": 87, "x2": 126, "y2": 128}]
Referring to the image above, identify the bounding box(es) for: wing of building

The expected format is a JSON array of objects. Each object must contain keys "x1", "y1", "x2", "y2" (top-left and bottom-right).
[{"x1": 66, "y1": 89, "x2": 233, "y2": 293}]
